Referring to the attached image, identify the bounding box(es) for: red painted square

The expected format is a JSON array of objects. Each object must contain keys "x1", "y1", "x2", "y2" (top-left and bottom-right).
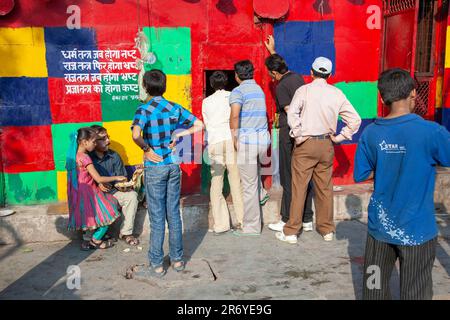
[
  {"x1": 91, "y1": 1, "x2": 207, "y2": 29},
  {"x1": 333, "y1": 143, "x2": 358, "y2": 185},
  {"x1": 207, "y1": 0, "x2": 260, "y2": 44},
  {"x1": 288, "y1": 0, "x2": 334, "y2": 21},
  {"x1": 2, "y1": 126, "x2": 55, "y2": 173},
  {"x1": 48, "y1": 78, "x2": 102, "y2": 124},
  {"x1": 180, "y1": 163, "x2": 201, "y2": 194},
  {"x1": 334, "y1": 40, "x2": 380, "y2": 82}
]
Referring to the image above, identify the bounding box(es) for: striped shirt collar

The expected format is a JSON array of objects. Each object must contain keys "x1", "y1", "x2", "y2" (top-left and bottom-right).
[{"x1": 240, "y1": 79, "x2": 256, "y2": 85}]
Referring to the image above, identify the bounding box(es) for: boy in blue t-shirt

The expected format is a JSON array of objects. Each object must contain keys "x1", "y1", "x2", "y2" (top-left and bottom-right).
[{"x1": 354, "y1": 68, "x2": 450, "y2": 300}]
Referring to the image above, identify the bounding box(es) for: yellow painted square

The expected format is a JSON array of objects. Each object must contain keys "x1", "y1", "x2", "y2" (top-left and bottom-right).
[
  {"x1": 436, "y1": 76, "x2": 443, "y2": 109},
  {"x1": 103, "y1": 121, "x2": 143, "y2": 166},
  {"x1": 0, "y1": 27, "x2": 48, "y2": 77},
  {"x1": 57, "y1": 171, "x2": 68, "y2": 201},
  {"x1": 165, "y1": 74, "x2": 192, "y2": 111},
  {"x1": 446, "y1": 26, "x2": 450, "y2": 69}
]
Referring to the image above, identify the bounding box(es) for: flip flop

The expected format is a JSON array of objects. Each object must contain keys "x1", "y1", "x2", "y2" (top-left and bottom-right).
[
  {"x1": 213, "y1": 229, "x2": 232, "y2": 236},
  {"x1": 0, "y1": 209, "x2": 15, "y2": 217},
  {"x1": 259, "y1": 194, "x2": 270, "y2": 206},
  {"x1": 135, "y1": 266, "x2": 166, "y2": 278},
  {"x1": 172, "y1": 261, "x2": 185, "y2": 272}
]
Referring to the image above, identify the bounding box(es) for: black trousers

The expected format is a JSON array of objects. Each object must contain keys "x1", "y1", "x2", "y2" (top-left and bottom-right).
[
  {"x1": 362, "y1": 234, "x2": 437, "y2": 300},
  {"x1": 279, "y1": 126, "x2": 314, "y2": 224}
]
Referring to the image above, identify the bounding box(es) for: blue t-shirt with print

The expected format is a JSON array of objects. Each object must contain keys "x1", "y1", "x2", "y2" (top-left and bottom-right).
[{"x1": 354, "y1": 114, "x2": 450, "y2": 245}]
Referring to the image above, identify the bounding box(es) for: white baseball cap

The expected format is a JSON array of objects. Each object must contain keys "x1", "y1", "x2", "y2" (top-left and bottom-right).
[{"x1": 312, "y1": 57, "x2": 332, "y2": 74}]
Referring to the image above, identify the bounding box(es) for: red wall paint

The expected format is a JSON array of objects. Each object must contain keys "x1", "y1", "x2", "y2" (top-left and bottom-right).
[
  {"x1": 332, "y1": 143, "x2": 357, "y2": 185},
  {"x1": 48, "y1": 78, "x2": 102, "y2": 124},
  {"x1": 2, "y1": 126, "x2": 55, "y2": 173}
]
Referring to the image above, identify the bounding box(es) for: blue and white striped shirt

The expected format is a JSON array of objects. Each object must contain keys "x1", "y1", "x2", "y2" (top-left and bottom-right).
[{"x1": 229, "y1": 80, "x2": 270, "y2": 145}]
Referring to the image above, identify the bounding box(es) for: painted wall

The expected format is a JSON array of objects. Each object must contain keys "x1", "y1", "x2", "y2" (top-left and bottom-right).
[{"x1": 0, "y1": 0, "x2": 384, "y2": 206}]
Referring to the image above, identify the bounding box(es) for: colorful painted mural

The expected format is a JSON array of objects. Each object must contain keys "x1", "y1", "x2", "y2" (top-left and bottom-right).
[{"x1": 0, "y1": 0, "x2": 448, "y2": 206}]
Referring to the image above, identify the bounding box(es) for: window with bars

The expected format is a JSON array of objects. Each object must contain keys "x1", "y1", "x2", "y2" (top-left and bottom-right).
[
  {"x1": 415, "y1": 0, "x2": 436, "y2": 74},
  {"x1": 384, "y1": 0, "x2": 416, "y2": 15}
]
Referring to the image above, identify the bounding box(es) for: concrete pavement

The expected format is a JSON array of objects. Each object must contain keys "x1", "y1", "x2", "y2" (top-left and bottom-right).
[{"x1": 1, "y1": 217, "x2": 449, "y2": 300}]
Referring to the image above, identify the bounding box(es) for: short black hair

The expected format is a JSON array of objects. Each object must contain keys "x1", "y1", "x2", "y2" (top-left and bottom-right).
[
  {"x1": 234, "y1": 60, "x2": 254, "y2": 80},
  {"x1": 378, "y1": 68, "x2": 415, "y2": 106},
  {"x1": 77, "y1": 127, "x2": 97, "y2": 144},
  {"x1": 90, "y1": 125, "x2": 107, "y2": 135},
  {"x1": 210, "y1": 71, "x2": 228, "y2": 90},
  {"x1": 311, "y1": 68, "x2": 331, "y2": 79},
  {"x1": 265, "y1": 54, "x2": 288, "y2": 74},
  {"x1": 143, "y1": 69, "x2": 166, "y2": 96}
]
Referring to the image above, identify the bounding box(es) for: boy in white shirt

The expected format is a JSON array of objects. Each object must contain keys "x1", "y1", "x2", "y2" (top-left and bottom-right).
[{"x1": 202, "y1": 71, "x2": 245, "y2": 234}]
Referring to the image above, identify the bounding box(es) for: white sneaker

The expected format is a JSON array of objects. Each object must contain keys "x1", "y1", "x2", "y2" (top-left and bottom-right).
[
  {"x1": 323, "y1": 232, "x2": 334, "y2": 241},
  {"x1": 268, "y1": 221, "x2": 286, "y2": 232},
  {"x1": 275, "y1": 232, "x2": 298, "y2": 244},
  {"x1": 303, "y1": 222, "x2": 313, "y2": 232}
]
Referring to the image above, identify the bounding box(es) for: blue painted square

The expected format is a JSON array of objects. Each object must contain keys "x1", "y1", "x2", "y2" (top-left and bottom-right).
[
  {"x1": 274, "y1": 21, "x2": 336, "y2": 76},
  {"x1": 44, "y1": 27, "x2": 98, "y2": 78},
  {"x1": 442, "y1": 108, "x2": 450, "y2": 132},
  {"x1": 337, "y1": 118, "x2": 375, "y2": 145},
  {"x1": 0, "y1": 78, "x2": 52, "y2": 126}
]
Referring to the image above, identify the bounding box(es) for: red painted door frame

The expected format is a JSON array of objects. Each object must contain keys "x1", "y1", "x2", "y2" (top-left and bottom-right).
[
  {"x1": 379, "y1": 0, "x2": 419, "y2": 117},
  {"x1": 379, "y1": 0, "x2": 448, "y2": 120}
]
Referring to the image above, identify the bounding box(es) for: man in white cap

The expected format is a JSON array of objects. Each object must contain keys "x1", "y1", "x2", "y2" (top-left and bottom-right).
[{"x1": 276, "y1": 57, "x2": 361, "y2": 244}]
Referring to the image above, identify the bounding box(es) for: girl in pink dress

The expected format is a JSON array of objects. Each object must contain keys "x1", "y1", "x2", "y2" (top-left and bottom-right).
[{"x1": 66, "y1": 127, "x2": 127, "y2": 249}]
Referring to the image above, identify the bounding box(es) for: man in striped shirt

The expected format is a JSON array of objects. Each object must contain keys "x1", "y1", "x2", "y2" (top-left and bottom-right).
[{"x1": 229, "y1": 60, "x2": 271, "y2": 236}]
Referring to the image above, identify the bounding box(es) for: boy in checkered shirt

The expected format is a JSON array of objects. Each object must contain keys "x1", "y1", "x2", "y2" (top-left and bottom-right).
[{"x1": 132, "y1": 69, "x2": 204, "y2": 277}]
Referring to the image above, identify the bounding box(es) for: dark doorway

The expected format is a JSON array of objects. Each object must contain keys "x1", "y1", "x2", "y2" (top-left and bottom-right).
[{"x1": 204, "y1": 70, "x2": 239, "y2": 98}]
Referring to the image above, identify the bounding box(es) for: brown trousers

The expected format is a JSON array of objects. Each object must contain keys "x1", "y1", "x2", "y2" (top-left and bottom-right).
[{"x1": 283, "y1": 138, "x2": 335, "y2": 236}]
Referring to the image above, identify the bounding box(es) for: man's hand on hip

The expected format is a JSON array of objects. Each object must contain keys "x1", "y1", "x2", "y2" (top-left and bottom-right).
[
  {"x1": 144, "y1": 148, "x2": 163, "y2": 163},
  {"x1": 330, "y1": 134, "x2": 346, "y2": 144}
]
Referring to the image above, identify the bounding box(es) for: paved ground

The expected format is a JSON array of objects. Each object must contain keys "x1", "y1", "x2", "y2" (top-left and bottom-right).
[{"x1": 0, "y1": 217, "x2": 449, "y2": 300}]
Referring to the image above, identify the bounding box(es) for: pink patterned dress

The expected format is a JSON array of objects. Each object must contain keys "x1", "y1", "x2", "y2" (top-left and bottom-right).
[{"x1": 67, "y1": 152, "x2": 121, "y2": 230}]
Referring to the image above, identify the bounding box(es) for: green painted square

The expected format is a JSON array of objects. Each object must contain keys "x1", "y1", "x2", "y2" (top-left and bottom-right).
[
  {"x1": 5, "y1": 171, "x2": 57, "y2": 205},
  {"x1": 334, "y1": 82, "x2": 378, "y2": 119},
  {"x1": 100, "y1": 76, "x2": 140, "y2": 122},
  {"x1": 0, "y1": 172, "x2": 5, "y2": 206},
  {"x1": 143, "y1": 27, "x2": 191, "y2": 75},
  {"x1": 51, "y1": 122, "x2": 102, "y2": 171}
]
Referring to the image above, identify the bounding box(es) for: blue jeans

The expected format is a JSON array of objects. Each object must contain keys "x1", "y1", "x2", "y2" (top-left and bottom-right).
[{"x1": 145, "y1": 164, "x2": 183, "y2": 268}]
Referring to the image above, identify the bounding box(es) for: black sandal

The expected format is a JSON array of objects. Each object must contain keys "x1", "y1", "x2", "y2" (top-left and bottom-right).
[{"x1": 89, "y1": 239, "x2": 114, "y2": 249}]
